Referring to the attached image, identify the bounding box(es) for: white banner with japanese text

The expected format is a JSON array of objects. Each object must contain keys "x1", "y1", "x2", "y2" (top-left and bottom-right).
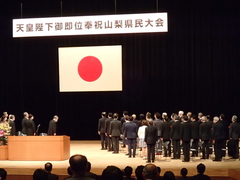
[{"x1": 13, "y1": 13, "x2": 168, "y2": 37}]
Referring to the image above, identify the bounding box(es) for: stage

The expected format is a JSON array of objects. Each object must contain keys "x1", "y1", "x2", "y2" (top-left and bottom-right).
[{"x1": 0, "y1": 140, "x2": 240, "y2": 179}]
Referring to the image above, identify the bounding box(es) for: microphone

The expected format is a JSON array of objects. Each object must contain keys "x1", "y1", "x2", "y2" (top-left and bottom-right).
[{"x1": 37, "y1": 124, "x2": 41, "y2": 128}]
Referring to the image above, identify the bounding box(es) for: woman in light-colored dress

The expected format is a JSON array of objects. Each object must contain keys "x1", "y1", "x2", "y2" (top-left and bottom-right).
[{"x1": 138, "y1": 120, "x2": 148, "y2": 160}]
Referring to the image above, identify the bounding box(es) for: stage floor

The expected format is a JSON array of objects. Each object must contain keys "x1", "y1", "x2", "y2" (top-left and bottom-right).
[{"x1": 0, "y1": 140, "x2": 239, "y2": 177}]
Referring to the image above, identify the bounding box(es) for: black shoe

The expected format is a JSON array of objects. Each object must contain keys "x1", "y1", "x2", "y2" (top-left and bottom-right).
[
  {"x1": 133, "y1": 156, "x2": 135, "y2": 158},
  {"x1": 112, "y1": 152, "x2": 118, "y2": 154},
  {"x1": 152, "y1": 160, "x2": 155, "y2": 163},
  {"x1": 125, "y1": 153, "x2": 129, "y2": 156},
  {"x1": 121, "y1": 145, "x2": 126, "y2": 148},
  {"x1": 200, "y1": 157, "x2": 206, "y2": 159},
  {"x1": 182, "y1": 160, "x2": 190, "y2": 162},
  {"x1": 128, "y1": 156, "x2": 132, "y2": 158},
  {"x1": 213, "y1": 159, "x2": 221, "y2": 161},
  {"x1": 171, "y1": 158, "x2": 177, "y2": 159},
  {"x1": 146, "y1": 161, "x2": 151, "y2": 163}
]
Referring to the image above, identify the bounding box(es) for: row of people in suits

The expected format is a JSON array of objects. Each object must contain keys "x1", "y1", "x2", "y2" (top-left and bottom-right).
[
  {"x1": 98, "y1": 111, "x2": 240, "y2": 162},
  {"x1": 98, "y1": 112, "x2": 158, "y2": 162},
  {"x1": 0, "y1": 111, "x2": 59, "y2": 136},
  {"x1": 157, "y1": 113, "x2": 239, "y2": 161},
  {"x1": 21, "y1": 112, "x2": 59, "y2": 136}
]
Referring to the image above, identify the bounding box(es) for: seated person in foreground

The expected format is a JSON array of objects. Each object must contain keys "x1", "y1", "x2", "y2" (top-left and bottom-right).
[
  {"x1": 142, "y1": 164, "x2": 159, "y2": 180},
  {"x1": 123, "y1": 166, "x2": 135, "y2": 180},
  {"x1": 33, "y1": 169, "x2": 48, "y2": 180},
  {"x1": 85, "y1": 161, "x2": 99, "y2": 180},
  {"x1": 190, "y1": 163, "x2": 210, "y2": 180},
  {"x1": 65, "y1": 154, "x2": 95, "y2": 180},
  {"x1": 163, "y1": 171, "x2": 175, "y2": 180},
  {"x1": 0, "y1": 168, "x2": 7, "y2": 180},
  {"x1": 101, "y1": 165, "x2": 124, "y2": 180},
  {"x1": 176, "y1": 168, "x2": 189, "y2": 180},
  {"x1": 44, "y1": 162, "x2": 59, "y2": 180}
]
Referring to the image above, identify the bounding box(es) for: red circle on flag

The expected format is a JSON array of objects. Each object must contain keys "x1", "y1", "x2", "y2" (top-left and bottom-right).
[{"x1": 78, "y1": 56, "x2": 103, "y2": 82}]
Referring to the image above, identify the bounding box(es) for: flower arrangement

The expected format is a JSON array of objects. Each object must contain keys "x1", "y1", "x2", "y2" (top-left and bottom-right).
[{"x1": 0, "y1": 122, "x2": 11, "y2": 145}]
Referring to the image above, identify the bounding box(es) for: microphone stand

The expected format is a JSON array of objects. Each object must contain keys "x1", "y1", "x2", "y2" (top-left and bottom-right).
[{"x1": 35, "y1": 124, "x2": 41, "y2": 136}]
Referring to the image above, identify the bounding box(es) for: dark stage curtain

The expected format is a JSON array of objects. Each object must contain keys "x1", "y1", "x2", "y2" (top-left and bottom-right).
[{"x1": 0, "y1": 0, "x2": 240, "y2": 139}]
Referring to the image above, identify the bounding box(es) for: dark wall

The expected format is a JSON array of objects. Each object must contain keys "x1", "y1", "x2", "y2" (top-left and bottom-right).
[{"x1": 1, "y1": 0, "x2": 240, "y2": 139}]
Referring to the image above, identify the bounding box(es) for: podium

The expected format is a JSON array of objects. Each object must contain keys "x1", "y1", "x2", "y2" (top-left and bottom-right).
[{"x1": 8, "y1": 135, "x2": 70, "y2": 161}]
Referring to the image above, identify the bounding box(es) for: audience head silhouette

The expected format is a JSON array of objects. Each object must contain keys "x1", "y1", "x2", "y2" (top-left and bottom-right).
[
  {"x1": 163, "y1": 171, "x2": 175, "y2": 180},
  {"x1": 69, "y1": 154, "x2": 88, "y2": 174},
  {"x1": 142, "y1": 164, "x2": 158, "y2": 180},
  {"x1": 180, "y1": 168, "x2": 188, "y2": 177},
  {"x1": 33, "y1": 169, "x2": 48, "y2": 180},
  {"x1": 124, "y1": 166, "x2": 133, "y2": 177},
  {"x1": 197, "y1": 163, "x2": 206, "y2": 174},
  {"x1": 44, "y1": 162, "x2": 53, "y2": 172},
  {"x1": 0, "y1": 168, "x2": 7, "y2": 180},
  {"x1": 135, "y1": 165, "x2": 144, "y2": 180},
  {"x1": 101, "y1": 165, "x2": 123, "y2": 180}
]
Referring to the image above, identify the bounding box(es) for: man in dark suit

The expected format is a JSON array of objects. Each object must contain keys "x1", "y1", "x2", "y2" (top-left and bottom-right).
[
  {"x1": 219, "y1": 114, "x2": 228, "y2": 158},
  {"x1": 105, "y1": 112, "x2": 113, "y2": 151},
  {"x1": 190, "y1": 115, "x2": 200, "y2": 157},
  {"x1": 229, "y1": 115, "x2": 240, "y2": 159},
  {"x1": 8, "y1": 114, "x2": 16, "y2": 136},
  {"x1": 110, "y1": 113, "x2": 122, "y2": 154},
  {"x1": 44, "y1": 162, "x2": 59, "y2": 180},
  {"x1": 180, "y1": 115, "x2": 191, "y2": 162},
  {"x1": 199, "y1": 116, "x2": 211, "y2": 159},
  {"x1": 98, "y1": 112, "x2": 108, "y2": 150},
  {"x1": 170, "y1": 114, "x2": 181, "y2": 159},
  {"x1": 161, "y1": 119, "x2": 171, "y2": 157},
  {"x1": 124, "y1": 115, "x2": 138, "y2": 158},
  {"x1": 122, "y1": 116, "x2": 130, "y2": 155},
  {"x1": 212, "y1": 116, "x2": 224, "y2": 161},
  {"x1": 25, "y1": 114, "x2": 36, "y2": 136},
  {"x1": 48, "y1": 115, "x2": 59, "y2": 135},
  {"x1": 21, "y1": 112, "x2": 29, "y2": 135},
  {"x1": 190, "y1": 163, "x2": 210, "y2": 180},
  {"x1": 145, "y1": 120, "x2": 158, "y2": 163},
  {"x1": 153, "y1": 112, "x2": 163, "y2": 155}
]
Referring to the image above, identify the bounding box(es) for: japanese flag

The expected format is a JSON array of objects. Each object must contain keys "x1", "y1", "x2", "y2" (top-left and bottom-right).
[{"x1": 58, "y1": 45, "x2": 122, "y2": 92}]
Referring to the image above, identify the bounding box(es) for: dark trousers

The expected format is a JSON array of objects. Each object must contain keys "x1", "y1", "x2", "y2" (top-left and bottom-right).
[
  {"x1": 147, "y1": 144, "x2": 156, "y2": 162},
  {"x1": 100, "y1": 133, "x2": 107, "y2": 149},
  {"x1": 172, "y1": 139, "x2": 180, "y2": 159},
  {"x1": 127, "y1": 138, "x2": 136, "y2": 157},
  {"x1": 232, "y1": 140, "x2": 239, "y2": 158},
  {"x1": 163, "y1": 139, "x2": 171, "y2": 157},
  {"x1": 222, "y1": 139, "x2": 227, "y2": 157},
  {"x1": 106, "y1": 135, "x2": 112, "y2": 151},
  {"x1": 202, "y1": 140, "x2": 210, "y2": 159},
  {"x1": 209, "y1": 139, "x2": 213, "y2": 154},
  {"x1": 191, "y1": 139, "x2": 199, "y2": 156},
  {"x1": 182, "y1": 141, "x2": 190, "y2": 161},
  {"x1": 231, "y1": 140, "x2": 239, "y2": 159},
  {"x1": 214, "y1": 139, "x2": 223, "y2": 160},
  {"x1": 112, "y1": 136, "x2": 119, "y2": 153}
]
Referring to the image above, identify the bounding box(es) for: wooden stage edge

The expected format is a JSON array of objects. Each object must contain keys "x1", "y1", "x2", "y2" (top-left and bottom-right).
[{"x1": 0, "y1": 140, "x2": 240, "y2": 178}]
